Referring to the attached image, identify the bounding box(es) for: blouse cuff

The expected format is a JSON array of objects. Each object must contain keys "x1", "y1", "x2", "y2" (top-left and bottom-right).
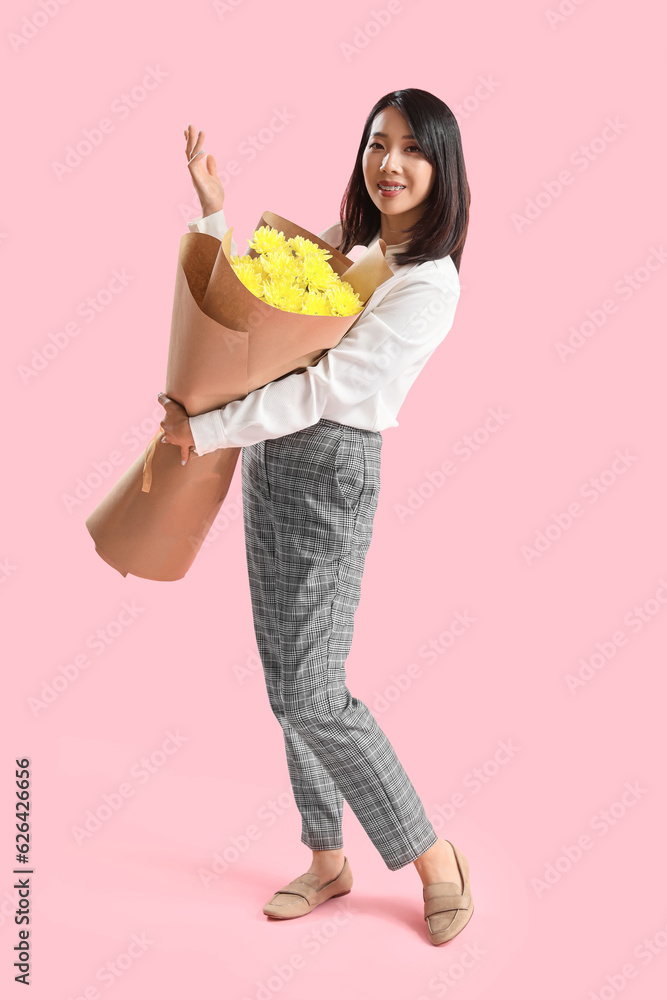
[
  {"x1": 187, "y1": 207, "x2": 229, "y2": 240},
  {"x1": 189, "y1": 410, "x2": 228, "y2": 456}
]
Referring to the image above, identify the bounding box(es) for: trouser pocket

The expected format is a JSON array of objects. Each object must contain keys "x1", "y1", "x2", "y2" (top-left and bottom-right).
[{"x1": 334, "y1": 429, "x2": 366, "y2": 516}]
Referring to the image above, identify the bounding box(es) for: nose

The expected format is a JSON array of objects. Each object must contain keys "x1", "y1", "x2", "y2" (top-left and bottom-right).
[{"x1": 380, "y1": 148, "x2": 403, "y2": 173}]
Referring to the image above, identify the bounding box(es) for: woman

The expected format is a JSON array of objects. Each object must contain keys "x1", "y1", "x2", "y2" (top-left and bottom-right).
[{"x1": 159, "y1": 88, "x2": 473, "y2": 946}]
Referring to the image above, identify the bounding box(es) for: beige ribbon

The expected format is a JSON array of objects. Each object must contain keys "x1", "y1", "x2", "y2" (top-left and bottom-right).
[{"x1": 141, "y1": 429, "x2": 162, "y2": 493}]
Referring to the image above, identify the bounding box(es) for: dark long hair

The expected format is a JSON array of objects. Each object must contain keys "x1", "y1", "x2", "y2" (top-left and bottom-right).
[{"x1": 337, "y1": 89, "x2": 470, "y2": 272}]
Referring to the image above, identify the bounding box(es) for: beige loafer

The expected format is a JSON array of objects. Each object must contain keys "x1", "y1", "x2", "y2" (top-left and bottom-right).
[
  {"x1": 263, "y1": 856, "x2": 353, "y2": 919},
  {"x1": 423, "y1": 841, "x2": 474, "y2": 945}
]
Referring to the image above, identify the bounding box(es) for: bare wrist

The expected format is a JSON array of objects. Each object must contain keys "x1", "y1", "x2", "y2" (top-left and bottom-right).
[{"x1": 202, "y1": 203, "x2": 224, "y2": 219}]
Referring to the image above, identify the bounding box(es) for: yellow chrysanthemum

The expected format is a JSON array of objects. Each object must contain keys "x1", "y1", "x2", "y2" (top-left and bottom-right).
[
  {"x1": 247, "y1": 225, "x2": 287, "y2": 255},
  {"x1": 287, "y1": 235, "x2": 332, "y2": 263},
  {"x1": 295, "y1": 255, "x2": 339, "y2": 293},
  {"x1": 230, "y1": 226, "x2": 365, "y2": 316},
  {"x1": 230, "y1": 256, "x2": 265, "y2": 297},
  {"x1": 259, "y1": 249, "x2": 298, "y2": 281},
  {"x1": 325, "y1": 280, "x2": 364, "y2": 317},
  {"x1": 261, "y1": 275, "x2": 305, "y2": 313},
  {"x1": 301, "y1": 291, "x2": 334, "y2": 316}
]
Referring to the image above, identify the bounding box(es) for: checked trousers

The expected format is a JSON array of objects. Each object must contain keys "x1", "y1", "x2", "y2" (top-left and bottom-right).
[{"x1": 241, "y1": 417, "x2": 438, "y2": 871}]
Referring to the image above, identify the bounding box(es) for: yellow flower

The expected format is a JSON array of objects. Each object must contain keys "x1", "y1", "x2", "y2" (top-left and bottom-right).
[
  {"x1": 230, "y1": 256, "x2": 265, "y2": 297},
  {"x1": 287, "y1": 235, "x2": 332, "y2": 263},
  {"x1": 295, "y1": 255, "x2": 339, "y2": 293},
  {"x1": 248, "y1": 225, "x2": 288, "y2": 255},
  {"x1": 326, "y1": 281, "x2": 364, "y2": 317},
  {"x1": 229, "y1": 226, "x2": 365, "y2": 316},
  {"x1": 301, "y1": 291, "x2": 334, "y2": 316},
  {"x1": 260, "y1": 249, "x2": 298, "y2": 281},
  {"x1": 261, "y1": 275, "x2": 305, "y2": 313}
]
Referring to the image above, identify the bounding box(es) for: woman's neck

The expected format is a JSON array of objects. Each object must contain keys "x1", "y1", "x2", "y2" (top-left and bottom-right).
[{"x1": 379, "y1": 207, "x2": 422, "y2": 246}]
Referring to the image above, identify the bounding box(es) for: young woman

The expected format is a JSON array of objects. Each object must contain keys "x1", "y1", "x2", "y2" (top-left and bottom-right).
[{"x1": 159, "y1": 88, "x2": 473, "y2": 946}]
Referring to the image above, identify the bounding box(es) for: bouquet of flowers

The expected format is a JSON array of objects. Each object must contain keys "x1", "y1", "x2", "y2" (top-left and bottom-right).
[
  {"x1": 231, "y1": 226, "x2": 365, "y2": 316},
  {"x1": 85, "y1": 210, "x2": 394, "y2": 582}
]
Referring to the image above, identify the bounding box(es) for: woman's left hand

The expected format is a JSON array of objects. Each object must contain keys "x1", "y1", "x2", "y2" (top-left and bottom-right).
[{"x1": 157, "y1": 392, "x2": 196, "y2": 465}]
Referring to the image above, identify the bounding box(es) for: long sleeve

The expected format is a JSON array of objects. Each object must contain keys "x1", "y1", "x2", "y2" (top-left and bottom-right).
[
  {"x1": 188, "y1": 264, "x2": 460, "y2": 454},
  {"x1": 188, "y1": 207, "x2": 237, "y2": 256}
]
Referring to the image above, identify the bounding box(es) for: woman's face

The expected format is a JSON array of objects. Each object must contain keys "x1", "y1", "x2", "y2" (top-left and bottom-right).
[{"x1": 362, "y1": 106, "x2": 435, "y2": 222}]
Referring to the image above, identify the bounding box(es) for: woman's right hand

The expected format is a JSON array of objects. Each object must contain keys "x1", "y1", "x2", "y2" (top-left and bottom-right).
[{"x1": 184, "y1": 123, "x2": 225, "y2": 217}]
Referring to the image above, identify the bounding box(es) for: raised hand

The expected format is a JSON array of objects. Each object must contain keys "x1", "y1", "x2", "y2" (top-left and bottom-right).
[{"x1": 184, "y1": 123, "x2": 225, "y2": 217}]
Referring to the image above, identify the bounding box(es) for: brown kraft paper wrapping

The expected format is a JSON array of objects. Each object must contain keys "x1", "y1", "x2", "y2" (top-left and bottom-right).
[{"x1": 85, "y1": 211, "x2": 394, "y2": 582}]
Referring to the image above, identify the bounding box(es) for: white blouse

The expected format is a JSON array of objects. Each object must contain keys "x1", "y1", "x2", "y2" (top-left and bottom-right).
[{"x1": 185, "y1": 207, "x2": 461, "y2": 454}]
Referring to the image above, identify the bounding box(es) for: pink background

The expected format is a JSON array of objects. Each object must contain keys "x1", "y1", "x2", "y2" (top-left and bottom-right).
[{"x1": 3, "y1": 0, "x2": 666, "y2": 997}]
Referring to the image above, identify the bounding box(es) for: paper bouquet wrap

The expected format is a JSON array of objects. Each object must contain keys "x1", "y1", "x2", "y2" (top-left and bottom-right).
[{"x1": 85, "y1": 210, "x2": 394, "y2": 582}]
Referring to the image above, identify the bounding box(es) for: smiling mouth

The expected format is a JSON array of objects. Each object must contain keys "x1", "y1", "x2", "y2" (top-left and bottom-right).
[{"x1": 378, "y1": 183, "x2": 406, "y2": 191}]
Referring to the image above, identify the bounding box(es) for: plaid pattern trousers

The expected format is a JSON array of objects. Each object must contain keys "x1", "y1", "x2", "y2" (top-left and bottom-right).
[{"x1": 240, "y1": 417, "x2": 438, "y2": 871}]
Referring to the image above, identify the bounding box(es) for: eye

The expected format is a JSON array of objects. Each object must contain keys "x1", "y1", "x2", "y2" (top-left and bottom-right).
[{"x1": 368, "y1": 141, "x2": 422, "y2": 152}]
